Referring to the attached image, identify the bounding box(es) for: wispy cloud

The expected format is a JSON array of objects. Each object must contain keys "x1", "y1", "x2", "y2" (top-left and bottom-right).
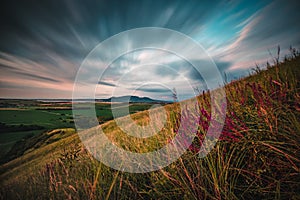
[
  {"x1": 0, "y1": 0, "x2": 299, "y2": 99},
  {"x1": 219, "y1": 0, "x2": 300, "y2": 72},
  {"x1": 98, "y1": 81, "x2": 117, "y2": 87},
  {"x1": 135, "y1": 87, "x2": 170, "y2": 93}
]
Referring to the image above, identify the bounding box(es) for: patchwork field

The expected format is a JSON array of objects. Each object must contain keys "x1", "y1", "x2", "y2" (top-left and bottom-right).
[{"x1": 0, "y1": 101, "x2": 156, "y2": 159}]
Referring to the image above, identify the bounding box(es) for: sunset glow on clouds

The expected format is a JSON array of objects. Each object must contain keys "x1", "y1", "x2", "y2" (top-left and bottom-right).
[{"x1": 0, "y1": 0, "x2": 299, "y2": 100}]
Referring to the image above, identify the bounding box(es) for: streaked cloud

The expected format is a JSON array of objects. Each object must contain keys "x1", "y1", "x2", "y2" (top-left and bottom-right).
[
  {"x1": 0, "y1": 0, "x2": 299, "y2": 100},
  {"x1": 98, "y1": 81, "x2": 117, "y2": 87},
  {"x1": 135, "y1": 87, "x2": 170, "y2": 94}
]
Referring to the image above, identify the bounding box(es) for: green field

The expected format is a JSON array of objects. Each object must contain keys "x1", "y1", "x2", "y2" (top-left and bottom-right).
[
  {"x1": 0, "y1": 109, "x2": 73, "y2": 128},
  {"x1": 0, "y1": 108, "x2": 73, "y2": 157},
  {"x1": 0, "y1": 102, "x2": 155, "y2": 158}
]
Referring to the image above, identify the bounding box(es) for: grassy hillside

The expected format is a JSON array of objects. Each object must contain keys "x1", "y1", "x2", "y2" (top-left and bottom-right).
[{"x1": 0, "y1": 53, "x2": 299, "y2": 199}]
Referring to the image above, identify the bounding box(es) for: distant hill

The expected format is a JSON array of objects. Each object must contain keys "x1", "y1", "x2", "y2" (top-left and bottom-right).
[{"x1": 98, "y1": 95, "x2": 172, "y2": 103}]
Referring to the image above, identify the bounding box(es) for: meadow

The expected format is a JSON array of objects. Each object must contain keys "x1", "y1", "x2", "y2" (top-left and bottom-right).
[
  {"x1": 0, "y1": 101, "x2": 155, "y2": 160},
  {"x1": 0, "y1": 52, "x2": 299, "y2": 199}
]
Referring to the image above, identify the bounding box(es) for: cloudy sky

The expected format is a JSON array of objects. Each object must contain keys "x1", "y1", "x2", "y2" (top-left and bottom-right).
[{"x1": 0, "y1": 0, "x2": 299, "y2": 100}]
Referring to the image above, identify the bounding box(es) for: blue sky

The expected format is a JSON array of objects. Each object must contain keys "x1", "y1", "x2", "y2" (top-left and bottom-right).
[{"x1": 0, "y1": 0, "x2": 299, "y2": 100}]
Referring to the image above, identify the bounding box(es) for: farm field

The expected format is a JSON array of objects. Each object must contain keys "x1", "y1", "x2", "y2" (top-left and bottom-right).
[{"x1": 0, "y1": 101, "x2": 156, "y2": 158}]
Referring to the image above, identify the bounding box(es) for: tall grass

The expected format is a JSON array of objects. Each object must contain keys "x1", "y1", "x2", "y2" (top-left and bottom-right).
[{"x1": 1, "y1": 53, "x2": 299, "y2": 199}]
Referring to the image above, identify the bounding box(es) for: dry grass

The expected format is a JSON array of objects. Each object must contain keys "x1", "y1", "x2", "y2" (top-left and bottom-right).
[{"x1": 1, "y1": 53, "x2": 300, "y2": 199}]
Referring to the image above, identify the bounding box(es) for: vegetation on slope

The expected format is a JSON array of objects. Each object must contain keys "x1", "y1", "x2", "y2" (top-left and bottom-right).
[{"x1": 0, "y1": 51, "x2": 299, "y2": 199}]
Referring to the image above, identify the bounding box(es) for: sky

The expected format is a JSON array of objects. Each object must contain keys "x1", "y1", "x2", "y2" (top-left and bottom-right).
[{"x1": 0, "y1": 0, "x2": 299, "y2": 100}]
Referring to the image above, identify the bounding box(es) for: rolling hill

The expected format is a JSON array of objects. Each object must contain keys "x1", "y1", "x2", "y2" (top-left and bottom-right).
[{"x1": 0, "y1": 53, "x2": 299, "y2": 199}]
